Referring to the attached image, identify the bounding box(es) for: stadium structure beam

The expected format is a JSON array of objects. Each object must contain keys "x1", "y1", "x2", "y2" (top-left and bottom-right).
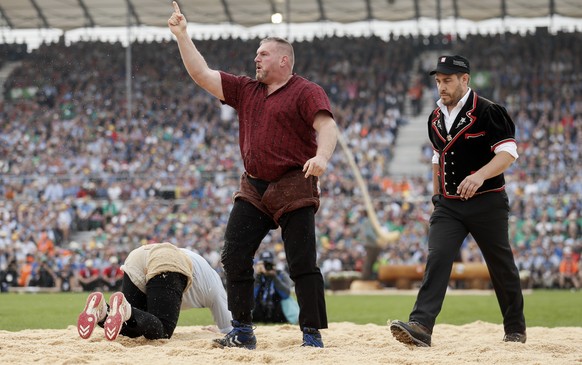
[
  {"x1": 0, "y1": 5, "x2": 14, "y2": 29},
  {"x1": 268, "y1": 0, "x2": 277, "y2": 15},
  {"x1": 436, "y1": 0, "x2": 442, "y2": 34},
  {"x1": 316, "y1": 0, "x2": 326, "y2": 21},
  {"x1": 452, "y1": 0, "x2": 459, "y2": 18},
  {"x1": 77, "y1": 0, "x2": 95, "y2": 28},
  {"x1": 413, "y1": 0, "x2": 420, "y2": 20},
  {"x1": 29, "y1": 0, "x2": 49, "y2": 28},
  {"x1": 365, "y1": 0, "x2": 373, "y2": 20},
  {"x1": 124, "y1": 0, "x2": 141, "y2": 26},
  {"x1": 549, "y1": 0, "x2": 555, "y2": 16},
  {"x1": 124, "y1": 0, "x2": 134, "y2": 126},
  {"x1": 501, "y1": 0, "x2": 507, "y2": 19},
  {"x1": 220, "y1": 0, "x2": 233, "y2": 23}
]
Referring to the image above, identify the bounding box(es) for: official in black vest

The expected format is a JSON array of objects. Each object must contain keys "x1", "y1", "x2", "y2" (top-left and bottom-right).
[{"x1": 390, "y1": 55, "x2": 527, "y2": 347}]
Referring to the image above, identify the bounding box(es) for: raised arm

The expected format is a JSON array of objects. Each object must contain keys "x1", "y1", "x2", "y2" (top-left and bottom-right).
[{"x1": 168, "y1": 1, "x2": 224, "y2": 100}]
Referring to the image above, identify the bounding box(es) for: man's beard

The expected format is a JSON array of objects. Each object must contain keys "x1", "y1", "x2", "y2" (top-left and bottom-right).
[
  {"x1": 441, "y1": 92, "x2": 458, "y2": 107},
  {"x1": 441, "y1": 96, "x2": 453, "y2": 106}
]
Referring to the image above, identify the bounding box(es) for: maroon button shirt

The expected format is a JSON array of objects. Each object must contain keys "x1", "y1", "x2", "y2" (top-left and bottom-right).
[{"x1": 220, "y1": 72, "x2": 333, "y2": 181}]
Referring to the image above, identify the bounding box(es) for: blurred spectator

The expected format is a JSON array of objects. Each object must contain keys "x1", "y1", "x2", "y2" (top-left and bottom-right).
[
  {"x1": 320, "y1": 251, "x2": 343, "y2": 285},
  {"x1": 29, "y1": 258, "x2": 58, "y2": 288},
  {"x1": 76, "y1": 259, "x2": 104, "y2": 292},
  {"x1": 57, "y1": 261, "x2": 76, "y2": 292},
  {"x1": 18, "y1": 254, "x2": 36, "y2": 287},
  {"x1": 36, "y1": 231, "x2": 55, "y2": 257},
  {"x1": 42, "y1": 179, "x2": 64, "y2": 202},
  {"x1": 102, "y1": 256, "x2": 124, "y2": 291},
  {"x1": 558, "y1": 247, "x2": 580, "y2": 290},
  {"x1": 0, "y1": 259, "x2": 19, "y2": 292}
]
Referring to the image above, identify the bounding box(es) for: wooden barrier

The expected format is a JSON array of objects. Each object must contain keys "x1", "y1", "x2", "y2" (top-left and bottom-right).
[
  {"x1": 378, "y1": 264, "x2": 425, "y2": 290},
  {"x1": 449, "y1": 262, "x2": 491, "y2": 289},
  {"x1": 378, "y1": 263, "x2": 491, "y2": 289}
]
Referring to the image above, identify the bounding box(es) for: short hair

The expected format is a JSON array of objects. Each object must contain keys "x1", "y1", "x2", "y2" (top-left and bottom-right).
[{"x1": 260, "y1": 37, "x2": 295, "y2": 68}]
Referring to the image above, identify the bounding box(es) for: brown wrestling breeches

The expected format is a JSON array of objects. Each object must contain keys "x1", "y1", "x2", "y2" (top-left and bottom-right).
[{"x1": 233, "y1": 169, "x2": 320, "y2": 225}]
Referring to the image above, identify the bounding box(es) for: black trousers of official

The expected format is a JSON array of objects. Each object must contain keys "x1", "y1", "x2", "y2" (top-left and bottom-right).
[
  {"x1": 410, "y1": 192, "x2": 526, "y2": 334},
  {"x1": 221, "y1": 199, "x2": 328, "y2": 331},
  {"x1": 112, "y1": 272, "x2": 188, "y2": 339}
]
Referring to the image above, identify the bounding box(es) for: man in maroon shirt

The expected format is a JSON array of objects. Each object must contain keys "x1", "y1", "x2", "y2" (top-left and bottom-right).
[{"x1": 169, "y1": 2, "x2": 338, "y2": 349}]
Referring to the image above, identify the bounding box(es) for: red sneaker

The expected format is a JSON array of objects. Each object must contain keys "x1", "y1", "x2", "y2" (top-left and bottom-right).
[
  {"x1": 77, "y1": 292, "x2": 106, "y2": 339},
  {"x1": 104, "y1": 292, "x2": 132, "y2": 341}
]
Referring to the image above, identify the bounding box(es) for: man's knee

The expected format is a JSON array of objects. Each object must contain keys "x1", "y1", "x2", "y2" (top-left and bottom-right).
[{"x1": 221, "y1": 245, "x2": 254, "y2": 281}]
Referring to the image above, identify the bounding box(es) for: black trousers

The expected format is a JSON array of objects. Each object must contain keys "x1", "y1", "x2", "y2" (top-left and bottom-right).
[
  {"x1": 222, "y1": 199, "x2": 328, "y2": 330},
  {"x1": 116, "y1": 272, "x2": 188, "y2": 339},
  {"x1": 410, "y1": 192, "x2": 526, "y2": 334}
]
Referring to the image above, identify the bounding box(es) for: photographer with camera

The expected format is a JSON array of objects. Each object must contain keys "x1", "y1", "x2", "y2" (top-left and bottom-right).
[{"x1": 252, "y1": 251, "x2": 298, "y2": 324}]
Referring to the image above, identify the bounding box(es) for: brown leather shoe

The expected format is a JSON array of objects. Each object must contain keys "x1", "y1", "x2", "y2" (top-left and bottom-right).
[
  {"x1": 390, "y1": 320, "x2": 432, "y2": 347},
  {"x1": 503, "y1": 332, "x2": 526, "y2": 343}
]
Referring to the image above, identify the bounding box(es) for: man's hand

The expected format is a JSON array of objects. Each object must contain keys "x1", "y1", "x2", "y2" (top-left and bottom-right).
[
  {"x1": 457, "y1": 172, "x2": 485, "y2": 200},
  {"x1": 201, "y1": 325, "x2": 221, "y2": 334},
  {"x1": 457, "y1": 151, "x2": 515, "y2": 199},
  {"x1": 303, "y1": 155, "x2": 328, "y2": 178},
  {"x1": 255, "y1": 262, "x2": 266, "y2": 274},
  {"x1": 168, "y1": 1, "x2": 186, "y2": 35},
  {"x1": 255, "y1": 262, "x2": 276, "y2": 276}
]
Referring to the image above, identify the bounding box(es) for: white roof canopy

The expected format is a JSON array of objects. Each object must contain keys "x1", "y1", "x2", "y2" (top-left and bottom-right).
[{"x1": 1, "y1": 0, "x2": 581, "y2": 31}]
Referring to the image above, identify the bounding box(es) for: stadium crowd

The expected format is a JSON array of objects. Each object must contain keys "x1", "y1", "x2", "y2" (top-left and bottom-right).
[{"x1": 0, "y1": 29, "x2": 580, "y2": 293}]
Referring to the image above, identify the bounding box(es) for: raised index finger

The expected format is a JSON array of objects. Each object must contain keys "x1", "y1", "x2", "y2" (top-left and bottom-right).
[{"x1": 173, "y1": 1, "x2": 181, "y2": 14}]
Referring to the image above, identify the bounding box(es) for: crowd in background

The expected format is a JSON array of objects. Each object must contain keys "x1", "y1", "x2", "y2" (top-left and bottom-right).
[{"x1": 0, "y1": 29, "x2": 580, "y2": 293}]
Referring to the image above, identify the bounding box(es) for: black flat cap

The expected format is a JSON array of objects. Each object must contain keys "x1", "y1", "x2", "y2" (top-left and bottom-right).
[{"x1": 430, "y1": 55, "x2": 470, "y2": 75}]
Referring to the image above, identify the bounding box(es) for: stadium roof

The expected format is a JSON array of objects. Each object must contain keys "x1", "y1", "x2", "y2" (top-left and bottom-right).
[{"x1": 1, "y1": 0, "x2": 581, "y2": 31}]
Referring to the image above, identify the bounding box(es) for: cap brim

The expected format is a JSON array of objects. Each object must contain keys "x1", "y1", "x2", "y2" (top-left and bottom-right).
[{"x1": 429, "y1": 65, "x2": 469, "y2": 75}]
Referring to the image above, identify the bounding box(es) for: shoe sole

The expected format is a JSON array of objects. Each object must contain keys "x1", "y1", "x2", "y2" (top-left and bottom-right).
[
  {"x1": 77, "y1": 292, "x2": 104, "y2": 339},
  {"x1": 212, "y1": 338, "x2": 256, "y2": 350},
  {"x1": 301, "y1": 343, "x2": 324, "y2": 348},
  {"x1": 104, "y1": 292, "x2": 126, "y2": 341},
  {"x1": 212, "y1": 339, "x2": 225, "y2": 348},
  {"x1": 390, "y1": 323, "x2": 430, "y2": 347},
  {"x1": 503, "y1": 335, "x2": 527, "y2": 343}
]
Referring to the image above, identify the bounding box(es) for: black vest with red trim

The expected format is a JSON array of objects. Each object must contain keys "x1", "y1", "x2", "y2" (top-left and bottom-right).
[{"x1": 428, "y1": 91, "x2": 516, "y2": 199}]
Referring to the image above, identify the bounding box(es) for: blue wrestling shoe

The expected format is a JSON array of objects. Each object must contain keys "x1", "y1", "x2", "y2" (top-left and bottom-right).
[
  {"x1": 213, "y1": 320, "x2": 257, "y2": 350},
  {"x1": 302, "y1": 327, "x2": 324, "y2": 348}
]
